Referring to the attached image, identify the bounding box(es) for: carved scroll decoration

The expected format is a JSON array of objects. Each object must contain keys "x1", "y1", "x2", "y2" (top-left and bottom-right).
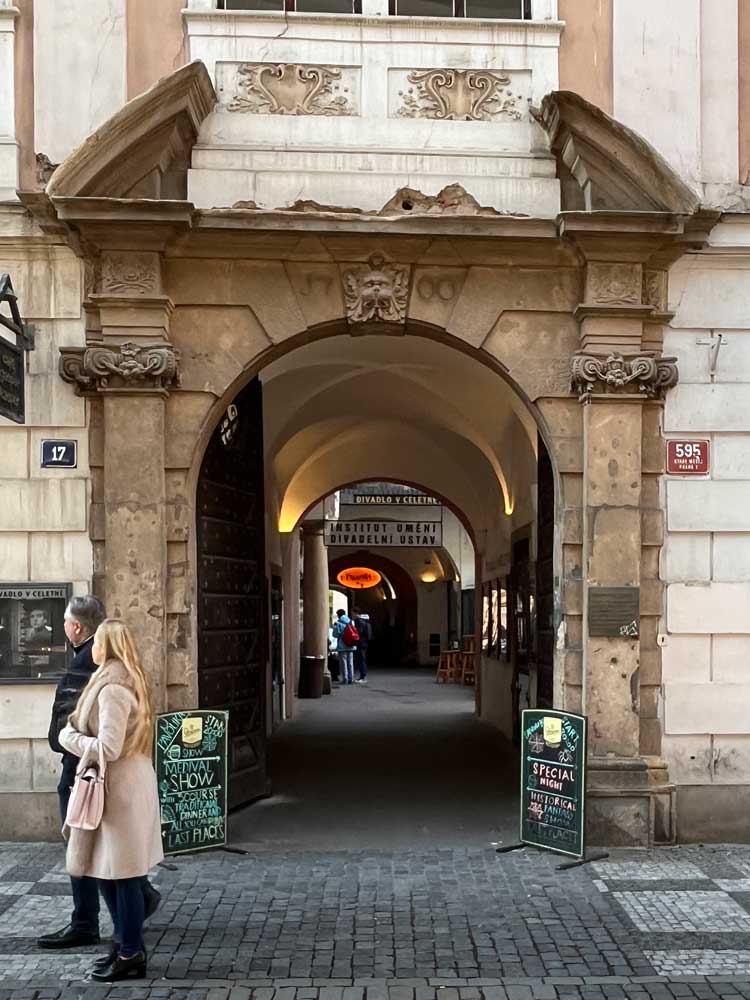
[
  {"x1": 343, "y1": 254, "x2": 409, "y2": 326},
  {"x1": 571, "y1": 352, "x2": 679, "y2": 400},
  {"x1": 60, "y1": 342, "x2": 181, "y2": 395},
  {"x1": 587, "y1": 263, "x2": 641, "y2": 305},
  {"x1": 101, "y1": 254, "x2": 159, "y2": 295},
  {"x1": 228, "y1": 63, "x2": 354, "y2": 117},
  {"x1": 397, "y1": 69, "x2": 523, "y2": 122}
]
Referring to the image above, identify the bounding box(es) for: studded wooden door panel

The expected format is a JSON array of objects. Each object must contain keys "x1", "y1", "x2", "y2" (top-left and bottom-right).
[
  {"x1": 535, "y1": 437, "x2": 555, "y2": 709},
  {"x1": 197, "y1": 378, "x2": 267, "y2": 809}
]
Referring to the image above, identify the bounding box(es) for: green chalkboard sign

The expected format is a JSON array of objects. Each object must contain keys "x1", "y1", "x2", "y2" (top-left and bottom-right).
[
  {"x1": 520, "y1": 709, "x2": 587, "y2": 858},
  {"x1": 155, "y1": 710, "x2": 228, "y2": 856}
]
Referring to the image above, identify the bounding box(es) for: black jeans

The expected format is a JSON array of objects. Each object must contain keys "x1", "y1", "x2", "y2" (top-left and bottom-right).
[
  {"x1": 354, "y1": 645, "x2": 368, "y2": 680},
  {"x1": 98, "y1": 878, "x2": 145, "y2": 957},
  {"x1": 58, "y1": 773, "x2": 100, "y2": 936}
]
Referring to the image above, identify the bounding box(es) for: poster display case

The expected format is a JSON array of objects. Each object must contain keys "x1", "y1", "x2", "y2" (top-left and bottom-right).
[{"x1": 0, "y1": 583, "x2": 72, "y2": 682}]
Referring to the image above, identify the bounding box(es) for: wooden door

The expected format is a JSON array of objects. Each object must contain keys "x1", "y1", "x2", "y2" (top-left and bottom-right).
[
  {"x1": 197, "y1": 379, "x2": 268, "y2": 808},
  {"x1": 535, "y1": 437, "x2": 555, "y2": 709}
]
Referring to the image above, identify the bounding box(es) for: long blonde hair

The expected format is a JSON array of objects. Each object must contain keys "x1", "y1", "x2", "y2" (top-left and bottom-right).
[{"x1": 88, "y1": 618, "x2": 154, "y2": 755}]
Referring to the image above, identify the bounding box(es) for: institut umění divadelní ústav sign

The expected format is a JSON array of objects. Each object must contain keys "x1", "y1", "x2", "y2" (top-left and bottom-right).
[
  {"x1": 520, "y1": 709, "x2": 587, "y2": 858},
  {"x1": 154, "y1": 710, "x2": 228, "y2": 855}
]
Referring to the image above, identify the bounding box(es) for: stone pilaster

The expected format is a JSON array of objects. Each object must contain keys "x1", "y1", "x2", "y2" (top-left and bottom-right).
[
  {"x1": 572, "y1": 257, "x2": 678, "y2": 847},
  {"x1": 302, "y1": 522, "x2": 331, "y2": 692},
  {"x1": 59, "y1": 250, "x2": 178, "y2": 711}
]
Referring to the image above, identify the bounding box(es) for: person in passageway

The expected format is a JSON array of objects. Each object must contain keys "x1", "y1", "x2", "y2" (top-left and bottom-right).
[
  {"x1": 352, "y1": 607, "x2": 372, "y2": 684},
  {"x1": 332, "y1": 608, "x2": 357, "y2": 684}
]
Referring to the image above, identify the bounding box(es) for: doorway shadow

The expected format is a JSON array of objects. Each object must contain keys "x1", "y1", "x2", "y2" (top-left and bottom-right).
[{"x1": 230, "y1": 668, "x2": 520, "y2": 850}]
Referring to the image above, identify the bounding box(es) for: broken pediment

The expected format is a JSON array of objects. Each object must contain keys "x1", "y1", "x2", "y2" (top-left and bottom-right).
[
  {"x1": 532, "y1": 91, "x2": 701, "y2": 215},
  {"x1": 47, "y1": 61, "x2": 216, "y2": 201}
]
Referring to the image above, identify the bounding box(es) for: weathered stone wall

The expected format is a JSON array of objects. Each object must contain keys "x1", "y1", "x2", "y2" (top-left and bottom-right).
[
  {"x1": 661, "y1": 221, "x2": 750, "y2": 841},
  {"x1": 0, "y1": 210, "x2": 92, "y2": 839}
]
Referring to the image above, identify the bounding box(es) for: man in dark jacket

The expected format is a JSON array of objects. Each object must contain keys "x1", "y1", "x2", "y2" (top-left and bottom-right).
[
  {"x1": 352, "y1": 607, "x2": 373, "y2": 683},
  {"x1": 37, "y1": 595, "x2": 160, "y2": 949}
]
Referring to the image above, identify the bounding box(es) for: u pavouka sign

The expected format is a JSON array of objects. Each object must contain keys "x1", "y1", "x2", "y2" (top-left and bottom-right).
[{"x1": 325, "y1": 520, "x2": 442, "y2": 547}]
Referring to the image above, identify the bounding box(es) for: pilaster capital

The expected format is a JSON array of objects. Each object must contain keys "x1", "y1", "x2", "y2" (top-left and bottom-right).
[
  {"x1": 59, "y1": 341, "x2": 181, "y2": 398},
  {"x1": 302, "y1": 519, "x2": 326, "y2": 533},
  {"x1": 571, "y1": 351, "x2": 678, "y2": 402}
]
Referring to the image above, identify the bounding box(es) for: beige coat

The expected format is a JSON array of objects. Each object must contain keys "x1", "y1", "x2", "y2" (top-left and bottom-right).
[{"x1": 59, "y1": 659, "x2": 164, "y2": 880}]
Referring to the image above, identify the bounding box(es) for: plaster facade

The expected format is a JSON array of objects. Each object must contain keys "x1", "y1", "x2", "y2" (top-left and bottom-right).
[{"x1": 0, "y1": 0, "x2": 747, "y2": 846}]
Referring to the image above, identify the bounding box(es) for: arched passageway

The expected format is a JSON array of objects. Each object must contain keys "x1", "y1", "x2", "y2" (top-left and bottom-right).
[
  {"x1": 329, "y1": 549, "x2": 419, "y2": 667},
  {"x1": 195, "y1": 330, "x2": 558, "y2": 831}
]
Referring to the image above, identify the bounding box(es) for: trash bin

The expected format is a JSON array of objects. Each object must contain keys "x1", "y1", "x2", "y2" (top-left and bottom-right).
[{"x1": 298, "y1": 654, "x2": 326, "y2": 699}]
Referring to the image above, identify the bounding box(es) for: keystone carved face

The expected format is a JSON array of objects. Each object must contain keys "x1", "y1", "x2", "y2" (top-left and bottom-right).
[{"x1": 343, "y1": 254, "x2": 409, "y2": 325}]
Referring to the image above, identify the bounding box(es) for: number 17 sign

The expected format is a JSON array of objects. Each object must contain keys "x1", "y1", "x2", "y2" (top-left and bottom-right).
[{"x1": 666, "y1": 440, "x2": 709, "y2": 475}]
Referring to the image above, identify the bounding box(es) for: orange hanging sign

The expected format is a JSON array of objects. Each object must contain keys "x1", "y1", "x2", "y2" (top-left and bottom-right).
[{"x1": 337, "y1": 567, "x2": 382, "y2": 590}]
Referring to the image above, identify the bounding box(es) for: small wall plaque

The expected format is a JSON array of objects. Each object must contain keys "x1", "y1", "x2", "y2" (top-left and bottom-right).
[
  {"x1": 41, "y1": 439, "x2": 77, "y2": 468},
  {"x1": 666, "y1": 439, "x2": 709, "y2": 475},
  {"x1": 588, "y1": 586, "x2": 640, "y2": 638}
]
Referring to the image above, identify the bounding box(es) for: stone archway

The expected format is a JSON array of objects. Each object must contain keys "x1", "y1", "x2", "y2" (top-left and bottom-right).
[
  {"x1": 33, "y1": 61, "x2": 719, "y2": 845},
  {"x1": 329, "y1": 550, "x2": 419, "y2": 668}
]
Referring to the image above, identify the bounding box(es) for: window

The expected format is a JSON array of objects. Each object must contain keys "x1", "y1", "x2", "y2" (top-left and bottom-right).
[
  {"x1": 489, "y1": 581, "x2": 499, "y2": 657},
  {"x1": 389, "y1": 0, "x2": 530, "y2": 16},
  {"x1": 481, "y1": 582, "x2": 491, "y2": 654},
  {"x1": 219, "y1": 0, "x2": 362, "y2": 11}
]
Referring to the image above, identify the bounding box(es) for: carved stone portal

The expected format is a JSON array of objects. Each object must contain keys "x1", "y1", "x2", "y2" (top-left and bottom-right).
[
  {"x1": 60, "y1": 342, "x2": 181, "y2": 395},
  {"x1": 571, "y1": 352, "x2": 679, "y2": 400},
  {"x1": 343, "y1": 254, "x2": 409, "y2": 328},
  {"x1": 396, "y1": 69, "x2": 523, "y2": 122},
  {"x1": 227, "y1": 63, "x2": 355, "y2": 117}
]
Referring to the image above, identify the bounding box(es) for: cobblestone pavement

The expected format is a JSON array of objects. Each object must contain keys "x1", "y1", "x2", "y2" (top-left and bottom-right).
[{"x1": 3, "y1": 843, "x2": 750, "y2": 999}]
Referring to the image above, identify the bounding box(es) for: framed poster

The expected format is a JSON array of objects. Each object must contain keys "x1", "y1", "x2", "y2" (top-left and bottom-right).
[
  {"x1": 520, "y1": 708, "x2": 587, "y2": 859},
  {"x1": 0, "y1": 583, "x2": 71, "y2": 682}
]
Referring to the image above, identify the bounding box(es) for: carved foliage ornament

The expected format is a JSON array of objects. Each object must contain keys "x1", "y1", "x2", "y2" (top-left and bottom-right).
[
  {"x1": 60, "y1": 342, "x2": 181, "y2": 395},
  {"x1": 343, "y1": 254, "x2": 409, "y2": 326},
  {"x1": 571, "y1": 353, "x2": 678, "y2": 400},
  {"x1": 643, "y1": 268, "x2": 668, "y2": 311},
  {"x1": 397, "y1": 69, "x2": 523, "y2": 122},
  {"x1": 228, "y1": 63, "x2": 354, "y2": 117}
]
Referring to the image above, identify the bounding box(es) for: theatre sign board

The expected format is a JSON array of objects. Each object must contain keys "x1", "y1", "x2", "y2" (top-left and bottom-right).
[{"x1": 325, "y1": 520, "x2": 442, "y2": 547}]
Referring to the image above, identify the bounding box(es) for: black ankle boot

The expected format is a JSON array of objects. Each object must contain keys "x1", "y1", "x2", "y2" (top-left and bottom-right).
[
  {"x1": 92, "y1": 941, "x2": 119, "y2": 971},
  {"x1": 91, "y1": 951, "x2": 146, "y2": 981}
]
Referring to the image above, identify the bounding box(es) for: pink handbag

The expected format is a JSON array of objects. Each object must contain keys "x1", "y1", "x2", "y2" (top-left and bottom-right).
[{"x1": 66, "y1": 744, "x2": 106, "y2": 831}]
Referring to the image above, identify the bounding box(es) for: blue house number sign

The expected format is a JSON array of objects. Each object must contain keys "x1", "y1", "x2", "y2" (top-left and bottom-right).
[{"x1": 41, "y1": 439, "x2": 77, "y2": 469}]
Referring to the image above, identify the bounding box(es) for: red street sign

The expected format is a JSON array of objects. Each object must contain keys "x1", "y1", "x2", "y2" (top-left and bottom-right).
[{"x1": 666, "y1": 440, "x2": 709, "y2": 475}]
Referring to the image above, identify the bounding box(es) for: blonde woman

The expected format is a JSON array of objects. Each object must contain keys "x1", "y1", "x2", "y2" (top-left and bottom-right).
[{"x1": 59, "y1": 619, "x2": 163, "y2": 981}]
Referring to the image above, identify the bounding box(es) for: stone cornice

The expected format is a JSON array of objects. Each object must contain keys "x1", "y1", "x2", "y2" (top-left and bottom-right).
[
  {"x1": 571, "y1": 352, "x2": 678, "y2": 402},
  {"x1": 574, "y1": 303, "x2": 656, "y2": 322},
  {"x1": 183, "y1": 10, "x2": 564, "y2": 44},
  {"x1": 59, "y1": 342, "x2": 181, "y2": 398}
]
